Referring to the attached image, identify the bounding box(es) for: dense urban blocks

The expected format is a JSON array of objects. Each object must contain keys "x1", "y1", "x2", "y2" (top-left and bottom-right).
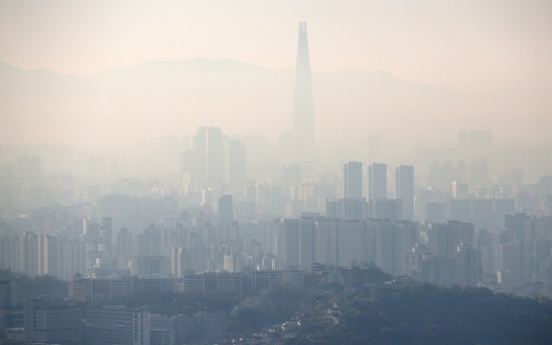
[{"x1": 0, "y1": 14, "x2": 552, "y2": 345}]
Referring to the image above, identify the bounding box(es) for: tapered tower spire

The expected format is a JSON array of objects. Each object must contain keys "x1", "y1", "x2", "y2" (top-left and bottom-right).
[{"x1": 292, "y1": 22, "x2": 314, "y2": 158}]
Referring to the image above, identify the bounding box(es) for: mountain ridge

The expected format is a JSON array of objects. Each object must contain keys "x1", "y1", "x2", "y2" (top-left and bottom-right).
[{"x1": 1, "y1": 59, "x2": 550, "y2": 149}]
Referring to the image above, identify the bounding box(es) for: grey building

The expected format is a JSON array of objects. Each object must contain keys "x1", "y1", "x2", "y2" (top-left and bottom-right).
[
  {"x1": 85, "y1": 306, "x2": 150, "y2": 345},
  {"x1": 344, "y1": 161, "x2": 363, "y2": 199},
  {"x1": 396, "y1": 165, "x2": 415, "y2": 220},
  {"x1": 24, "y1": 297, "x2": 82, "y2": 344},
  {"x1": 368, "y1": 163, "x2": 387, "y2": 200}
]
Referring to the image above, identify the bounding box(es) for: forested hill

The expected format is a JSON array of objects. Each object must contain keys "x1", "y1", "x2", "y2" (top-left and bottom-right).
[{"x1": 290, "y1": 283, "x2": 552, "y2": 345}]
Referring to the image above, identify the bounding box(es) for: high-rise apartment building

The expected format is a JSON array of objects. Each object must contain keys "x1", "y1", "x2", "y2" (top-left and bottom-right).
[
  {"x1": 115, "y1": 228, "x2": 133, "y2": 270},
  {"x1": 193, "y1": 127, "x2": 225, "y2": 190},
  {"x1": 218, "y1": 194, "x2": 234, "y2": 226},
  {"x1": 298, "y1": 217, "x2": 317, "y2": 271},
  {"x1": 315, "y1": 218, "x2": 339, "y2": 267},
  {"x1": 38, "y1": 234, "x2": 59, "y2": 277},
  {"x1": 428, "y1": 221, "x2": 474, "y2": 258},
  {"x1": 372, "y1": 219, "x2": 418, "y2": 277},
  {"x1": 396, "y1": 165, "x2": 414, "y2": 220},
  {"x1": 368, "y1": 163, "x2": 387, "y2": 200},
  {"x1": 504, "y1": 213, "x2": 535, "y2": 284},
  {"x1": 369, "y1": 198, "x2": 403, "y2": 220},
  {"x1": 224, "y1": 139, "x2": 247, "y2": 194},
  {"x1": 186, "y1": 127, "x2": 247, "y2": 194},
  {"x1": 326, "y1": 198, "x2": 366, "y2": 220},
  {"x1": 344, "y1": 161, "x2": 363, "y2": 199},
  {"x1": 338, "y1": 220, "x2": 365, "y2": 267},
  {"x1": 284, "y1": 219, "x2": 299, "y2": 269},
  {"x1": 59, "y1": 238, "x2": 86, "y2": 280},
  {"x1": 454, "y1": 243, "x2": 481, "y2": 287}
]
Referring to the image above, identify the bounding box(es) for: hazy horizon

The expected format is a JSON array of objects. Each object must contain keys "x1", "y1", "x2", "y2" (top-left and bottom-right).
[
  {"x1": 1, "y1": 1, "x2": 551, "y2": 151},
  {"x1": 2, "y1": 1, "x2": 551, "y2": 83},
  {"x1": 3, "y1": 5, "x2": 552, "y2": 323}
]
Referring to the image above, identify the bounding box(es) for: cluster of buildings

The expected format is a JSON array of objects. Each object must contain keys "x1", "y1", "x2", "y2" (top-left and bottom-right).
[
  {"x1": 0, "y1": 20, "x2": 551, "y2": 345},
  {"x1": 0, "y1": 155, "x2": 551, "y2": 298},
  {"x1": 3, "y1": 202, "x2": 551, "y2": 296},
  {"x1": 68, "y1": 269, "x2": 303, "y2": 301},
  {"x1": 0, "y1": 269, "x2": 304, "y2": 344},
  {"x1": 10, "y1": 296, "x2": 226, "y2": 345}
]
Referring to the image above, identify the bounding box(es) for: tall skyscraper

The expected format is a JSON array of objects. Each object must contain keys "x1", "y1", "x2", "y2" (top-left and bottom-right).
[
  {"x1": 396, "y1": 165, "x2": 415, "y2": 220},
  {"x1": 343, "y1": 161, "x2": 363, "y2": 199},
  {"x1": 368, "y1": 163, "x2": 387, "y2": 200},
  {"x1": 292, "y1": 22, "x2": 315, "y2": 159}
]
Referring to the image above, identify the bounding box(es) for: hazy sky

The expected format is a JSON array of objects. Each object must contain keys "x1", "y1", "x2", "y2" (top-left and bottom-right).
[
  {"x1": 1, "y1": 0, "x2": 551, "y2": 85},
  {"x1": 1, "y1": 1, "x2": 552, "y2": 151}
]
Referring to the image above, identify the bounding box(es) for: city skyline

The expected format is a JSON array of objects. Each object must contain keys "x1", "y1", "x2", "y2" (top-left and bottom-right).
[{"x1": 1, "y1": 3, "x2": 552, "y2": 344}]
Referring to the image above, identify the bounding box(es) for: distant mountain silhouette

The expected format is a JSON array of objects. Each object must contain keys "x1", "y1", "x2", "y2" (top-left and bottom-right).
[{"x1": 1, "y1": 59, "x2": 550, "y2": 149}]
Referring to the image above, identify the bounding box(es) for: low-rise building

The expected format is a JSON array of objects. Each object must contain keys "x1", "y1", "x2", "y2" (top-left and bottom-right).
[
  {"x1": 69, "y1": 274, "x2": 179, "y2": 302},
  {"x1": 24, "y1": 297, "x2": 83, "y2": 344},
  {"x1": 85, "y1": 305, "x2": 150, "y2": 345}
]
